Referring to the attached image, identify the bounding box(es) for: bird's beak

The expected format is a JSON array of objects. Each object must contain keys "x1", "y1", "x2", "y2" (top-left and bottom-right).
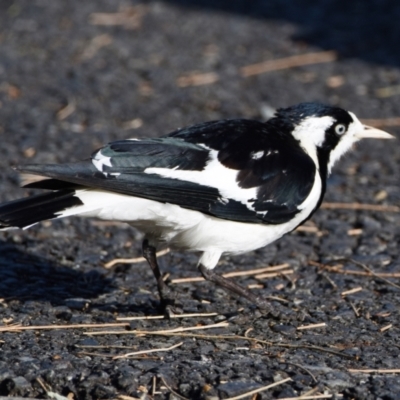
[{"x1": 356, "y1": 125, "x2": 395, "y2": 139}]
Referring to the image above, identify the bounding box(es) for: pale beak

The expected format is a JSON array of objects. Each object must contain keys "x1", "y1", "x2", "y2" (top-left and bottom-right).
[{"x1": 356, "y1": 125, "x2": 395, "y2": 139}]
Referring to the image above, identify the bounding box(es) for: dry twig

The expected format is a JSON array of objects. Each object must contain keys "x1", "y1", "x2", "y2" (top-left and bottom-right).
[
  {"x1": 171, "y1": 263, "x2": 290, "y2": 284},
  {"x1": 240, "y1": 51, "x2": 337, "y2": 77},
  {"x1": 380, "y1": 324, "x2": 393, "y2": 332},
  {"x1": 280, "y1": 361, "x2": 317, "y2": 383},
  {"x1": 309, "y1": 261, "x2": 400, "y2": 279},
  {"x1": 177, "y1": 71, "x2": 219, "y2": 87},
  {"x1": 88, "y1": 330, "x2": 352, "y2": 359},
  {"x1": 341, "y1": 287, "x2": 363, "y2": 297},
  {"x1": 89, "y1": 5, "x2": 146, "y2": 29},
  {"x1": 255, "y1": 269, "x2": 294, "y2": 279},
  {"x1": 0, "y1": 322, "x2": 128, "y2": 333},
  {"x1": 104, "y1": 248, "x2": 170, "y2": 268},
  {"x1": 348, "y1": 368, "x2": 400, "y2": 374},
  {"x1": 84, "y1": 321, "x2": 229, "y2": 336},
  {"x1": 339, "y1": 258, "x2": 400, "y2": 291},
  {"x1": 116, "y1": 312, "x2": 219, "y2": 321},
  {"x1": 362, "y1": 117, "x2": 400, "y2": 128},
  {"x1": 224, "y1": 377, "x2": 292, "y2": 400},
  {"x1": 113, "y1": 341, "x2": 183, "y2": 360},
  {"x1": 80, "y1": 34, "x2": 113, "y2": 60},
  {"x1": 57, "y1": 100, "x2": 76, "y2": 120},
  {"x1": 297, "y1": 323, "x2": 326, "y2": 331},
  {"x1": 279, "y1": 395, "x2": 333, "y2": 400},
  {"x1": 77, "y1": 351, "x2": 158, "y2": 359},
  {"x1": 159, "y1": 376, "x2": 189, "y2": 400},
  {"x1": 321, "y1": 202, "x2": 399, "y2": 212}
]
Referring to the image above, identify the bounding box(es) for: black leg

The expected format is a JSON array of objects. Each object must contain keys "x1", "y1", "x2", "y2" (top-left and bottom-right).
[
  {"x1": 199, "y1": 264, "x2": 272, "y2": 312},
  {"x1": 142, "y1": 240, "x2": 180, "y2": 316}
]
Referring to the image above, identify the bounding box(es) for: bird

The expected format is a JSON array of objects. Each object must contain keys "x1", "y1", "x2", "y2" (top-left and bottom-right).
[{"x1": 0, "y1": 102, "x2": 394, "y2": 313}]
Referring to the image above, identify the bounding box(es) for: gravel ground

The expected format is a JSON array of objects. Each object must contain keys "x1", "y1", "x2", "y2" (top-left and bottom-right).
[{"x1": 1, "y1": 1, "x2": 400, "y2": 399}]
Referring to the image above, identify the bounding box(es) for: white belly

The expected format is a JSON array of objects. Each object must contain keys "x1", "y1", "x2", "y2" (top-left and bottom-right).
[{"x1": 65, "y1": 187, "x2": 317, "y2": 253}]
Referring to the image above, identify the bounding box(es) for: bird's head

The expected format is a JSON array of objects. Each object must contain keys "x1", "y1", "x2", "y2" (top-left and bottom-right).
[{"x1": 273, "y1": 102, "x2": 394, "y2": 173}]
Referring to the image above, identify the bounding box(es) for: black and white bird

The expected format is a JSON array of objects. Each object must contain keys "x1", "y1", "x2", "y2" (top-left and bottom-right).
[{"x1": 0, "y1": 102, "x2": 394, "y2": 312}]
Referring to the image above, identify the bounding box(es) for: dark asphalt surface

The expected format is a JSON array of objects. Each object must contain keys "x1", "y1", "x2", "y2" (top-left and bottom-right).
[{"x1": 0, "y1": 1, "x2": 400, "y2": 399}]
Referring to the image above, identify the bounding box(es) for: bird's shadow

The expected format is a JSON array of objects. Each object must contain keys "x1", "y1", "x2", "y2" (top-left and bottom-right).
[
  {"x1": 0, "y1": 239, "x2": 153, "y2": 313},
  {"x1": 166, "y1": 0, "x2": 400, "y2": 68},
  {"x1": 0, "y1": 238, "x2": 212, "y2": 315}
]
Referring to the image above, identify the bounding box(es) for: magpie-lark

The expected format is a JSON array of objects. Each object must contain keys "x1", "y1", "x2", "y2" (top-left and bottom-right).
[{"x1": 0, "y1": 102, "x2": 394, "y2": 312}]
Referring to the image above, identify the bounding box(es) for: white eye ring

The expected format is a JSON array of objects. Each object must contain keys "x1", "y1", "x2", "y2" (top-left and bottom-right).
[{"x1": 335, "y1": 124, "x2": 346, "y2": 135}]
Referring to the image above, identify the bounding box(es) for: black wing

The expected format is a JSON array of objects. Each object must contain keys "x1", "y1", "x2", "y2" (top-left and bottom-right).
[
  {"x1": 20, "y1": 119, "x2": 318, "y2": 224},
  {"x1": 169, "y1": 119, "x2": 318, "y2": 223}
]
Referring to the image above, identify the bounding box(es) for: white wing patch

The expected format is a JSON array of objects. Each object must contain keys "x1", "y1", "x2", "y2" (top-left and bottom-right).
[
  {"x1": 92, "y1": 150, "x2": 112, "y2": 175},
  {"x1": 145, "y1": 149, "x2": 258, "y2": 207},
  {"x1": 251, "y1": 150, "x2": 264, "y2": 160}
]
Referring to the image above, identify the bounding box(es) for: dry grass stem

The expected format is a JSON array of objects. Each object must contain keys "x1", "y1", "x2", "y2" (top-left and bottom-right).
[
  {"x1": 266, "y1": 295, "x2": 290, "y2": 304},
  {"x1": 104, "y1": 248, "x2": 170, "y2": 268},
  {"x1": 89, "y1": 6, "x2": 146, "y2": 29},
  {"x1": 171, "y1": 276, "x2": 204, "y2": 283},
  {"x1": 341, "y1": 287, "x2": 363, "y2": 297},
  {"x1": 345, "y1": 258, "x2": 400, "y2": 290},
  {"x1": 281, "y1": 362, "x2": 317, "y2": 383},
  {"x1": 177, "y1": 72, "x2": 219, "y2": 87},
  {"x1": 255, "y1": 269, "x2": 294, "y2": 279},
  {"x1": 113, "y1": 341, "x2": 183, "y2": 359},
  {"x1": 347, "y1": 228, "x2": 363, "y2": 236},
  {"x1": 0, "y1": 322, "x2": 129, "y2": 333},
  {"x1": 297, "y1": 323, "x2": 327, "y2": 330},
  {"x1": 348, "y1": 369, "x2": 400, "y2": 374},
  {"x1": 171, "y1": 263, "x2": 290, "y2": 284},
  {"x1": 84, "y1": 321, "x2": 229, "y2": 336},
  {"x1": 309, "y1": 260, "x2": 400, "y2": 279},
  {"x1": 116, "y1": 312, "x2": 219, "y2": 321},
  {"x1": 296, "y1": 226, "x2": 321, "y2": 233},
  {"x1": 159, "y1": 376, "x2": 189, "y2": 400},
  {"x1": 224, "y1": 377, "x2": 292, "y2": 400},
  {"x1": 279, "y1": 395, "x2": 333, "y2": 400},
  {"x1": 321, "y1": 202, "x2": 399, "y2": 212},
  {"x1": 240, "y1": 51, "x2": 336, "y2": 77},
  {"x1": 81, "y1": 34, "x2": 113, "y2": 60},
  {"x1": 380, "y1": 324, "x2": 393, "y2": 332},
  {"x1": 57, "y1": 101, "x2": 76, "y2": 120},
  {"x1": 362, "y1": 117, "x2": 400, "y2": 128},
  {"x1": 85, "y1": 330, "x2": 351, "y2": 358},
  {"x1": 247, "y1": 283, "x2": 264, "y2": 289},
  {"x1": 348, "y1": 301, "x2": 360, "y2": 317},
  {"x1": 117, "y1": 395, "x2": 142, "y2": 400}
]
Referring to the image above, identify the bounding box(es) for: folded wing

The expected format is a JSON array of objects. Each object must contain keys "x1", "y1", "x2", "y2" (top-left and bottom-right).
[{"x1": 19, "y1": 119, "x2": 317, "y2": 225}]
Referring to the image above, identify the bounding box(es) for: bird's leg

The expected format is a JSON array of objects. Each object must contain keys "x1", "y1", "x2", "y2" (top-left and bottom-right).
[
  {"x1": 198, "y1": 264, "x2": 273, "y2": 312},
  {"x1": 142, "y1": 239, "x2": 178, "y2": 316}
]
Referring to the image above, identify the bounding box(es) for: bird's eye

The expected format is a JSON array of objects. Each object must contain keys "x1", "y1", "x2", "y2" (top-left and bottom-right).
[{"x1": 335, "y1": 124, "x2": 346, "y2": 135}]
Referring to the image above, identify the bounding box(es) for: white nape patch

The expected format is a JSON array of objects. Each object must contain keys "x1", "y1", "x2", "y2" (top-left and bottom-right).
[
  {"x1": 291, "y1": 116, "x2": 335, "y2": 166},
  {"x1": 92, "y1": 150, "x2": 112, "y2": 175},
  {"x1": 144, "y1": 149, "x2": 258, "y2": 206},
  {"x1": 251, "y1": 150, "x2": 264, "y2": 160},
  {"x1": 327, "y1": 111, "x2": 363, "y2": 173}
]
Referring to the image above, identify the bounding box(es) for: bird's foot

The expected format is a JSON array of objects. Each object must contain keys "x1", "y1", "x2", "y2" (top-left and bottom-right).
[
  {"x1": 252, "y1": 295, "x2": 274, "y2": 314},
  {"x1": 158, "y1": 286, "x2": 183, "y2": 318},
  {"x1": 160, "y1": 298, "x2": 183, "y2": 319}
]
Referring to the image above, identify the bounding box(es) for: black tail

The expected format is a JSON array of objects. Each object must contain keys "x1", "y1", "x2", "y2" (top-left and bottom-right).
[{"x1": 0, "y1": 190, "x2": 83, "y2": 230}]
